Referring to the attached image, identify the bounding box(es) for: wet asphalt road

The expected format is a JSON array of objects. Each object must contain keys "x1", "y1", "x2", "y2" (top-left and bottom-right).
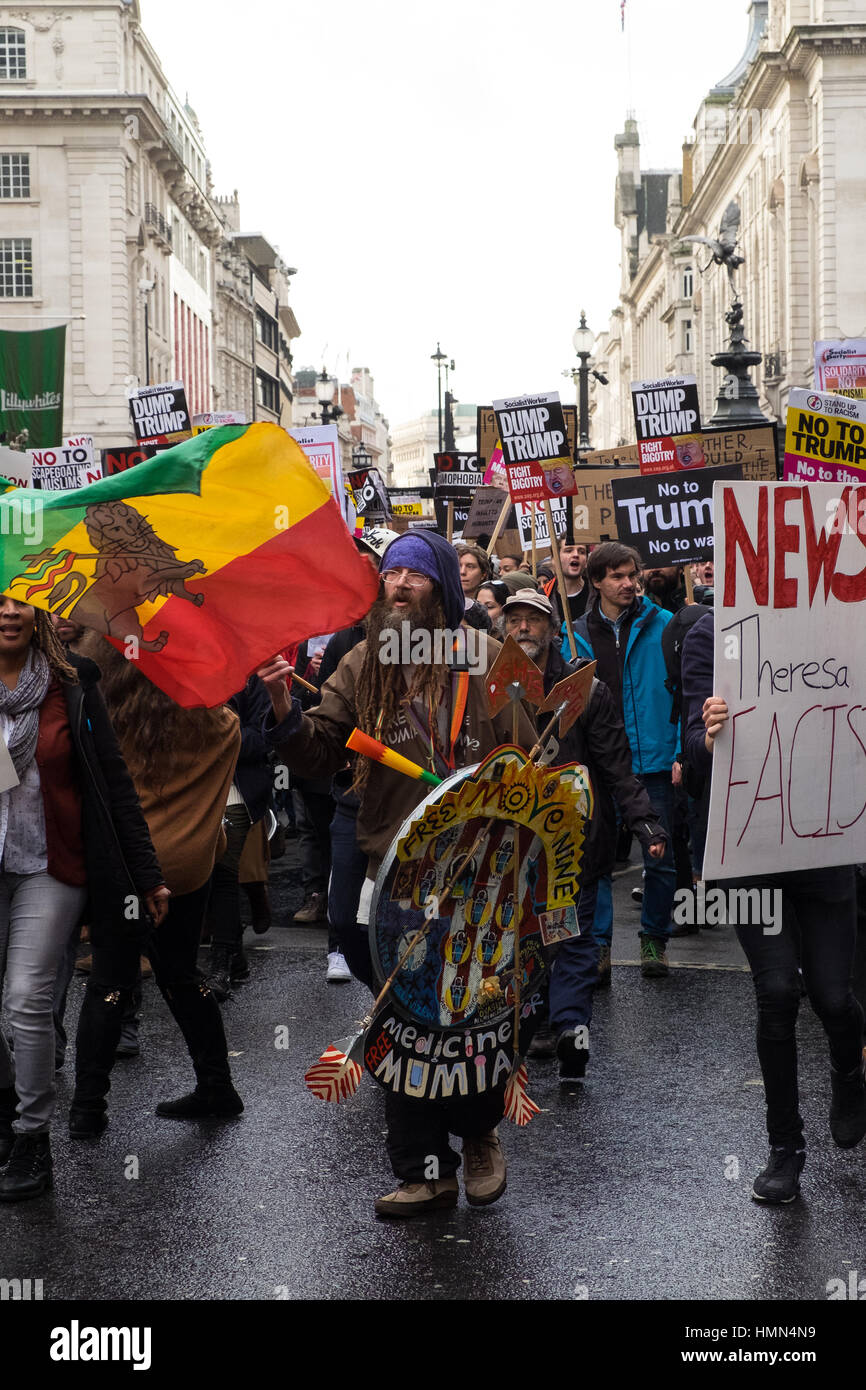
[{"x1": 3, "y1": 840, "x2": 866, "y2": 1304}]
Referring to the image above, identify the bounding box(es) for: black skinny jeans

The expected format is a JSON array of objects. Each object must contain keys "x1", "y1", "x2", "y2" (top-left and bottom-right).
[
  {"x1": 206, "y1": 806, "x2": 252, "y2": 952},
  {"x1": 385, "y1": 1087, "x2": 507, "y2": 1181},
  {"x1": 73, "y1": 884, "x2": 234, "y2": 1114},
  {"x1": 735, "y1": 866, "x2": 862, "y2": 1152}
]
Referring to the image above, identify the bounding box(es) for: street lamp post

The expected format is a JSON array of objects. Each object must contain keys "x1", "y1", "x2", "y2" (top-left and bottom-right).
[
  {"x1": 317, "y1": 367, "x2": 343, "y2": 426},
  {"x1": 352, "y1": 442, "x2": 372, "y2": 470},
  {"x1": 571, "y1": 310, "x2": 594, "y2": 451},
  {"x1": 431, "y1": 343, "x2": 449, "y2": 453}
]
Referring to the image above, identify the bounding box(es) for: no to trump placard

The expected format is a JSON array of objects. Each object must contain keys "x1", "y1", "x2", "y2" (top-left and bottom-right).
[
  {"x1": 783, "y1": 389, "x2": 866, "y2": 487},
  {"x1": 610, "y1": 464, "x2": 741, "y2": 564},
  {"x1": 703, "y1": 479, "x2": 866, "y2": 879}
]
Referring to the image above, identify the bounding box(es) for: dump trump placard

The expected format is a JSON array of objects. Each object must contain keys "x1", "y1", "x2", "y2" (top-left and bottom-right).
[
  {"x1": 492, "y1": 392, "x2": 576, "y2": 502},
  {"x1": 703, "y1": 479, "x2": 866, "y2": 879},
  {"x1": 631, "y1": 375, "x2": 702, "y2": 474}
]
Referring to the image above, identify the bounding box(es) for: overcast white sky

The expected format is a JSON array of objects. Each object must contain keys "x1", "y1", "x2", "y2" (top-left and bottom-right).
[{"x1": 141, "y1": 0, "x2": 752, "y2": 425}]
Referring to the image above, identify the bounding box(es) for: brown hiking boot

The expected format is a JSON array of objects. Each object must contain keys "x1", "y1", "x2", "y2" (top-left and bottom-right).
[
  {"x1": 462, "y1": 1129, "x2": 507, "y2": 1207},
  {"x1": 374, "y1": 1178, "x2": 458, "y2": 1219},
  {"x1": 594, "y1": 944, "x2": 612, "y2": 988},
  {"x1": 292, "y1": 891, "x2": 326, "y2": 924}
]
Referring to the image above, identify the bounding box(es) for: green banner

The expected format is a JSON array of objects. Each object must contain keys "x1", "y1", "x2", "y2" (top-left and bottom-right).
[{"x1": 0, "y1": 325, "x2": 65, "y2": 448}]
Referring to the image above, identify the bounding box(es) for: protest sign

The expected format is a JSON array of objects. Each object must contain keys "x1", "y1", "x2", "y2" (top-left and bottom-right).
[
  {"x1": 583, "y1": 443, "x2": 640, "y2": 468},
  {"x1": 703, "y1": 479, "x2": 866, "y2": 879},
  {"x1": 289, "y1": 425, "x2": 345, "y2": 513},
  {"x1": 814, "y1": 339, "x2": 866, "y2": 400},
  {"x1": 478, "y1": 403, "x2": 578, "y2": 468},
  {"x1": 701, "y1": 424, "x2": 777, "y2": 481},
  {"x1": 782, "y1": 389, "x2": 866, "y2": 487},
  {"x1": 101, "y1": 445, "x2": 149, "y2": 476},
  {"x1": 493, "y1": 392, "x2": 575, "y2": 502},
  {"x1": 631, "y1": 376, "x2": 702, "y2": 474},
  {"x1": 347, "y1": 466, "x2": 391, "y2": 520},
  {"x1": 434, "y1": 451, "x2": 484, "y2": 499},
  {"x1": 192, "y1": 411, "x2": 249, "y2": 434},
  {"x1": 28, "y1": 437, "x2": 103, "y2": 490},
  {"x1": 0, "y1": 445, "x2": 32, "y2": 489},
  {"x1": 389, "y1": 493, "x2": 424, "y2": 517},
  {"x1": 434, "y1": 491, "x2": 471, "y2": 540},
  {"x1": 516, "y1": 497, "x2": 567, "y2": 552},
  {"x1": 610, "y1": 463, "x2": 742, "y2": 564},
  {"x1": 462, "y1": 485, "x2": 514, "y2": 543},
  {"x1": 128, "y1": 381, "x2": 191, "y2": 446},
  {"x1": 583, "y1": 427, "x2": 776, "y2": 482}
]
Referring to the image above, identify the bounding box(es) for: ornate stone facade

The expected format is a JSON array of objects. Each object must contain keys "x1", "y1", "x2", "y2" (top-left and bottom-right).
[{"x1": 589, "y1": 0, "x2": 866, "y2": 446}]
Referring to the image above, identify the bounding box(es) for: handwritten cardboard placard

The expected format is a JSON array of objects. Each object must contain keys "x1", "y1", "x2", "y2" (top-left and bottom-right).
[{"x1": 703, "y1": 479, "x2": 866, "y2": 879}]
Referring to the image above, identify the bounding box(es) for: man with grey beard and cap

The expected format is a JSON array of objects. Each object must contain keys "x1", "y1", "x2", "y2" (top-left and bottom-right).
[{"x1": 501, "y1": 590, "x2": 666, "y2": 1083}]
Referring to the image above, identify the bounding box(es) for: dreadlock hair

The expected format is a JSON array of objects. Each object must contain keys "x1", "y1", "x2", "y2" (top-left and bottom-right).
[
  {"x1": 75, "y1": 629, "x2": 230, "y2": 796},
  {"x1": 33, "y1": 610, "x2": 77, "y2": 682},
  {"x1": 352, "y1": 589, "x2": 450, "y2": 797}
]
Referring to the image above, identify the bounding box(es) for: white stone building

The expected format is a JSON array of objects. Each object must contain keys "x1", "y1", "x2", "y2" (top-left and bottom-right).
[
  {"x1": 0, "y1": 0, "x2": 299, "y2": 445},
  {"x1": 389, "y1": 404, "x2": 478, "y2": 489},
  {"x1": 589, "y1": 0, "x2": 866, "y2": 445}
]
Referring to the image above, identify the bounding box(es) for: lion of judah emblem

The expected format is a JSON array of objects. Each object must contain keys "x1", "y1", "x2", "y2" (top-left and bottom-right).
[{"x1": 24, "y1": 501, "x2": 206, "y2": 653}]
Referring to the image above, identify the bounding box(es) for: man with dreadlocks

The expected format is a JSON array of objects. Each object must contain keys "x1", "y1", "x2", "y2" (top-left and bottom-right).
[{"x1": 258, "y1": 531, "x2": 535, "y2": 1219}]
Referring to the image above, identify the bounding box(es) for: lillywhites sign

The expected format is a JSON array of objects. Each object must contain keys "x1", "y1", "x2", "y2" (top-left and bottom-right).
[{"x1": 0, "y1": 326, "x2": 66, "y2": 448}]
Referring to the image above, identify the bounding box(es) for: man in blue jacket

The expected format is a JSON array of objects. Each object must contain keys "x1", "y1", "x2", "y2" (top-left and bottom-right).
[{"x1": 569, "y1": 541, "x2": 679, "y2": 977}]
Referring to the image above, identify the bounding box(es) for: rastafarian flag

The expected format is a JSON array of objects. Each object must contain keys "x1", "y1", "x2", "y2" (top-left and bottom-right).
[{"x1": 0, "y1": 422, "x2": 378, "y2": 707}]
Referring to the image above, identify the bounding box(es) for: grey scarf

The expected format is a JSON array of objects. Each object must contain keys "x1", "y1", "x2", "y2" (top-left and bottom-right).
[{"x1": 0, "y1": 645, "x2": 52, "y2": 776}]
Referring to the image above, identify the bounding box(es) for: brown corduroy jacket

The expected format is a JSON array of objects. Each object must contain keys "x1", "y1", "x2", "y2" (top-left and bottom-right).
[{"x1": 268, "y1": 634, "x2": 536, "y2": 870}]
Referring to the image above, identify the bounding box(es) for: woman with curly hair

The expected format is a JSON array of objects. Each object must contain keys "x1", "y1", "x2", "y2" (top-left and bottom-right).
[
  {"x1": 68, "y1": 631, "x2": 242, "y2": 1138},
  {"x1": 0, "y1": 598, "x2": 166, "y2": 1201}
]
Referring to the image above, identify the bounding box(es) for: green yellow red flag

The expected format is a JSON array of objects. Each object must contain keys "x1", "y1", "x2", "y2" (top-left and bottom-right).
[{"x1": 0, "y1": 422, "x2": 378, "y2": 706}]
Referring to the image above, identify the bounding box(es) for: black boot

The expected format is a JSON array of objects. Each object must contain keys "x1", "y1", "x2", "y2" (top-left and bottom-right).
[
  {"x1": 830, "y1": 1064, "x2": 866, "y2": 1149},
  {"x1": 71, "y1": 984, "x2": 129, "y2": 1124},
  {"x1": 244, "y1": 882, "x2": 271, "y2": 934},
  {"x1": 0, "y1": 1134, "x2": 52, "y2": 1201},
  {"x1": 0, "y1": 1086, "x2": 17, "y2": 1165},
  {"x1": 204, "y1": 946, "x2": 233, "y2": 1003},
  {"x1": 230, "y1": 947, "x2": 250, "y2": 983},
  {"x1": 156, "y1": 1084, "x2": 243, "y2": 1119},
  {"x1": 157, "y1": 976, "x2": 239, "y2": 1107}
]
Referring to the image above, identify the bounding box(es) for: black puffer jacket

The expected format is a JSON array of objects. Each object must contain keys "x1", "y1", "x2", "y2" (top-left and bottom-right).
[
  {"x1": 63, "y1": 653, "x2": 164, "y2": 938},
  {"x1": 543, "y1": 647, "x2": 666, "y2": 885}
]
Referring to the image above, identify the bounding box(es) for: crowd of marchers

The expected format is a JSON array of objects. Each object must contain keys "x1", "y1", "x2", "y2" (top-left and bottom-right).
[{"x1": 0, "y1": 527, "x2": 864, "y2": 1217}]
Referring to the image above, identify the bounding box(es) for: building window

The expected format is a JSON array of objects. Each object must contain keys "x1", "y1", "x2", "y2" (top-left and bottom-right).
[
  {"x1": 0, "y1": 28, "x2": 26, "y2": 81},
  {"x1": 0, "y1": 238, "x2": 32, "y2": 296},
  {"x1": 0, "y1": 153, "x2": 30, "y2": 198},
  {"x1": 682, "y1": 265, "x2": 694, "y2": 299},
  {"x1": 256, "y1": 368, "x2": 279, "y2": 413},
  {"x1": 683, "y1": 319, "x2": 693, "y2": 354},
  {"x1": 255, "y1": 310, "x2": 277, "y2": 353}
]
